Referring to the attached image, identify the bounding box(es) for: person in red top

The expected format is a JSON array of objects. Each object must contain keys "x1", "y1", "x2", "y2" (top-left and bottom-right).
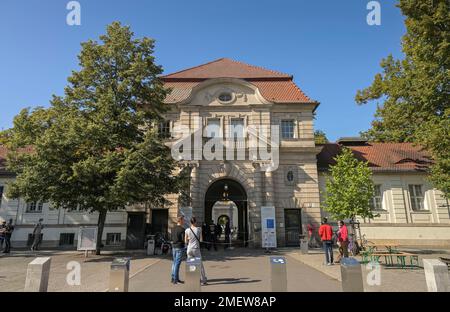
[
  {"x1": 318, "y1": 218, "x2": 334, "y2": 265},
  {"x1": 336, "y1": 220, "x2": 349, "y2": 263}
]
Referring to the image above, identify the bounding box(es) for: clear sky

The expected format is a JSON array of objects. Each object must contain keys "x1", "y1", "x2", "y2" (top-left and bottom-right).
[{"x1": 0, "y1": 0, "x2": 405, "y2": 141}]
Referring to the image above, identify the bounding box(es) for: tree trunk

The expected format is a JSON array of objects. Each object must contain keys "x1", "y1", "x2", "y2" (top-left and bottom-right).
[{"x1": 96, "y1": 209, "x2": 108, "y2": 255}]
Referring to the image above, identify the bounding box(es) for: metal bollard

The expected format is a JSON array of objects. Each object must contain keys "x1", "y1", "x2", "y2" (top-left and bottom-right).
[
  {"x1": 109, "y1": 257, "x2": 131, "y2": 292},
  {"x1": 24, "y1": 257, "x2": 52, "y2": 292},
  {"x1": 340, "y1": 257, "x2": 364, "y2": 292},
  {"x1": 423, "y1": 259, "x2": 449, "y2": 292},
  {"x1": 299, "y1": 234, "x2": 308, "y2": 254},
  {"x1": 185, "y1": 257, "x2": 201, "y2": 292},
  {"x1": 270, "y1": 256, "x2": 287, "y2": 292},
  {"x1": 147, "y1": 235, "x2": 155, "y2": 256}
]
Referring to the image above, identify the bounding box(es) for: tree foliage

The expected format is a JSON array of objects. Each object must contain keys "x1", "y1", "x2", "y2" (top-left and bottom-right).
[
  {"x1": 355, "y1": 0, "x2": 449, "y2": 197},
  {"x1": 323, "y1": 148, "x2": 376, "y2": 221},
  {"x1": 314, "y1": 130, "x2": 329, "y2": 144},
  {"x1": 5, "y1": 22, "x2": 181, "y2": 254}
]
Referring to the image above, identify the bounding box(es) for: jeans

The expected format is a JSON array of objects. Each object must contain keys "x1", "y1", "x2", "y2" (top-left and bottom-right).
[
  {"x1": 171, "y1": 248, "x2": 184, "y2": 281},
  {"x1": 187, "y1": 247, "x2": 207, "y2": 283},
  {"x1": 323, "y1": 240, "x2": 334, "y2": 264}
]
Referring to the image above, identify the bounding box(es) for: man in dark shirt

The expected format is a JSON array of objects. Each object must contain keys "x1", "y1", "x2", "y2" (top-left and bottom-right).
[
  {"x1": 3, "y1": 219, "x2": 14, "y2": 254},
  {"x1": 171, "y1": 216, "x2": 185, "y2": 284}
]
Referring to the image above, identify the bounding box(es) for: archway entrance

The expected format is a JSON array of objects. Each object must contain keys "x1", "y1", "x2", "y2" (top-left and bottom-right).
[{"x1": 204, "y1": 179, "x2": 248, "y2": 246}]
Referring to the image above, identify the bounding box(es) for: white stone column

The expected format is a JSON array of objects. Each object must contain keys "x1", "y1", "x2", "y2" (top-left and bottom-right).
[
  {"x1": 252, "y1": 162, "x2": 264, "y2": 247},
  {"x1": 189, "y1": 161, "x2": 201, "y2": 220}
]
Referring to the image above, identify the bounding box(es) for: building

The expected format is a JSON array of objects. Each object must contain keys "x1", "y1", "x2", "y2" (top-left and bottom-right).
[{"x1": 1, "y1": 58, "x2": 449, "y2": 249}]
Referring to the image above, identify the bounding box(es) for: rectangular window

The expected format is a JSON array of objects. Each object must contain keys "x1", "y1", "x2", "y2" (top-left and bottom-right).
[
  {"x1": 281, "y1": 120, "x2": 295, "y2": 139},
  {"x1": 409, "y1": 184, "x2": 425, "y2": 210},
  {"x1": 0, "y1": 185, "x2": 3, "y2": 206},
  {"x1": 26, "y1": 202, "x2": 43, "y2": 213},
  {"x1": 59, "y1": 233, "x2": 75, "y2": 246},
  {"x1": 230, "y1": 118, "x2": 245, "y2": 139},
  {"x1": 206, "y1": 118, "x2": 221, "y2": 138},
  {"x1": 370, "y1": 185, "x2": 383, "y2": 210},
  {"x1": 158, "y1": 120, "x2": 171, "y2": 139},
  {"x1": 106, "y1": 233, "x2": 121, "y2": 246}
]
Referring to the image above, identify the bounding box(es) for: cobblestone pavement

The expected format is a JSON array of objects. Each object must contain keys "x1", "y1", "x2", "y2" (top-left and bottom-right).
[{"x1": 130, "y1": 248, "x2": 341, "y2": 292}]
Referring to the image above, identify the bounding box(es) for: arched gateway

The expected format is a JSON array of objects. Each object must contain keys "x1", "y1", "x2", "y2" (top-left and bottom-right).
[{"x1": 204, "y1": 178, "x2": 248, "y2": 246}]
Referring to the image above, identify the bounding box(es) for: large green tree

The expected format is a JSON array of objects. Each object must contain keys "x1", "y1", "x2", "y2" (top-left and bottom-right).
[
  {"x1": 323, "y1": 147, "x2": 376, "y2": 222},
  {"x1": 356, "y1": 0, "x2": 449, "y2": 197},
  {"x1": 5, "y1": 22, "x2": 181, "y2": 254}
]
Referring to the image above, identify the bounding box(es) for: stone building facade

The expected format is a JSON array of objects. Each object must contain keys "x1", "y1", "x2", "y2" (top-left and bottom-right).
[{"x1": 1, "y1": 58, "x2": 449, "y2": 248}]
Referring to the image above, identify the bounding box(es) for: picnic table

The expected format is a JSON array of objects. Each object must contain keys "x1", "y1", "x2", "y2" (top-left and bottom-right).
[{"x1": 361, "y1": 244, "x2": 419, "y2": 268}]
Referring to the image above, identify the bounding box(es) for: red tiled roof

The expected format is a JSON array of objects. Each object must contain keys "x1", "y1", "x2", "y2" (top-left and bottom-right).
[
  {"x1": 162, "y1": 58, "x2": 292, "y2": 80},
  {"x1": 161, "y1": 58, "x2": 315, "y2": 104},
  {"x1": 317, "y1": 142, "x2": 433, "y2": 172}
]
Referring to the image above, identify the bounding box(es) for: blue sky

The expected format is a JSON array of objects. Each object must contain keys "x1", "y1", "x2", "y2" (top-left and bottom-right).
[{"x1": 0, "y1": 0, "x2": 405, "y2": 141}]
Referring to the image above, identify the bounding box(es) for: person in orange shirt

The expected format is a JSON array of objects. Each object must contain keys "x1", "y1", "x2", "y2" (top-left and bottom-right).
[{"x1": 318, "y1": 217, "x2": 334, "y2": 265}]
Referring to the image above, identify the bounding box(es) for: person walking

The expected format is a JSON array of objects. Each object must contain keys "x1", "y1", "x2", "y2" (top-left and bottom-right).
[
  {"x1": 335, "y1": 220, "x2": 349, "y2": 263},
  {"x1": 3, "y1": 219, "x2": 14, "y2": 254},
  {"x1": 171, "y1": 216, "x2": 186, "y2": 284},
  {"x1": 224, "y1": 219, "x2": 231, "y2": 250},
  {"x1": 209, "y1": 222, "x2": 218, "y2": 251},
  {"x1": 31, "y1": 218, "x2": 44, "y2": 251},
  {"x1": 0, "y1": 221, "x2": 6, "y2": 251},
  {"x1": 185, "y1": 217, "x2": 207, "y2": 286},
  {"x1": 318, "y1": 217, "x2": 334, "y2": 265}
]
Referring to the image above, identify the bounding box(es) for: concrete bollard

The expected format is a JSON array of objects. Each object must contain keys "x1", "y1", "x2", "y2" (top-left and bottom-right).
[
  {"x1": 299, "y1": 235, "x2": 308, "y2": 254},
  {"x1": 270, "y1": 256, "x2": 287, "y2": 292},
  {"x1": 147, "y1": 236, "x2": 155, "y2": 256},
  {"x1": 423, "y1": 259, "x2": 449, "y2": 292},
  {"x1": 109, "y1": 257, "x2": 130, "y2": 292},
  {"x1": 185, "y1": 257, "x2": 201, "y2": 292},
  {"x1": 340, "y1": 257, "x2": 364, "y2": 292},
  {"x1": 24, "y1": 257, "x2": 52, "y2": 292}
]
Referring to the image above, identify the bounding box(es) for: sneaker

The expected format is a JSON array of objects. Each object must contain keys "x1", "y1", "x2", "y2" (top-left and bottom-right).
[
  {"x1": 176, "y1": 280, "x2": 184, "y2": 284},
  {"x1": 201, "y1": 281, "x2": 208, "y2": 286},
  {"x1": 327, "y1": 263, "x2": 332, "y2": 266}
]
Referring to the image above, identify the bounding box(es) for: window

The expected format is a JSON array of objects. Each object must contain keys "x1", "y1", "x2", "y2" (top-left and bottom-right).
[
  {"x1": 59, "y1": 233, "x2": 75, "y2": 246},
  {"x1": 281, "y1": 120, "x2": 295, "y2": 139},
  {"x1": 370, "y1": 185, "x2": 383, "y2": 210},
  {"x1": 26, "y1": 202, "x2": 43, "y2": 213},
  {"x1": 287, "y1": 171, "x2": 294, "y2": 182},
  {"x1": 409, "y1": 184, "x2": 425, "y2": 210},
  {"x1": 218, "y1": 92, "x2": 232, "y2": 103},
  {"x1": 230, "y1": 118, "x2": 244, "y2": 139},
  {"x1": 0, "y1": 185, "x2": 3, "y2": 206},
  {"x1": 158, "y1": 120, "x2": 171, "y2": 139},
  {"x1": 206, "y1": 119, "x2": 221, "y2": 138},
  {"x1": 106, "y1": 233, "x2": 121, "y2": 246}
]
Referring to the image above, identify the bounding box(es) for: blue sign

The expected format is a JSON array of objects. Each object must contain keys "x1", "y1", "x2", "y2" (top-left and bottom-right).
[
  {"x1": 270, "y1": 257, "x2": 286, "y2": 265},
  {"x1": 266, "y1": 219, "x2": 274, "y2": 229}
]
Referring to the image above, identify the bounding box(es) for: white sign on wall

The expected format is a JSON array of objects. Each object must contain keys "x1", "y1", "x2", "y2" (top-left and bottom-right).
[
  {"x1": 261, "y1": 206, "x2": 277, "y2": 248},
  {"x1": 179, "y1": 207, "x2": 192, "y2": 228},
  {"x1": 77, "y1": 226, "x2": 98, "y2": 251}
]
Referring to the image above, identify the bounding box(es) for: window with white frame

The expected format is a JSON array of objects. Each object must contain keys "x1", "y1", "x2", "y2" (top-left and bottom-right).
[
  {"x1": 281, "y1": 120, "x2": 295, "y2": 139},
  {"x1": 26, "y1": 202, "x2": 43, "y2": 213},
  {"x1": 106, "y1": 233, "x2": 121, "y2": 246},
  {"x1": 158, "y1": 120, "x2": 171, "y2": 139},
  {"x1": 230, "y1": 118, "x2": 245, "y2": 139},
  {"x1": 370, "y1": 185, "x2": 384, "y2": 210},
  {"x1": 409, "y1": 184, "x2": 425, "y2": 210},
  {"x1": 206, "y1": 118, "x2": 221, "y2": 138}
]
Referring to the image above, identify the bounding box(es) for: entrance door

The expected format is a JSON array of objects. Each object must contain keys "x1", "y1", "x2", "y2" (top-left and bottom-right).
[
  {"x1": 151, "y1": 209, "x2": 169, "y2": 237},
  {"x1": 126, "y1": 212, "x2": 146, "y2": 249},
  {"x1": 284, "y1": 209, "x2": 302, "y2": 247}
]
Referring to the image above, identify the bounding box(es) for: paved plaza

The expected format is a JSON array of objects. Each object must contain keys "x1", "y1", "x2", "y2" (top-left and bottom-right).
[{"x1": 0, "y1": 247, "x2": 449, "y2": 292}]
